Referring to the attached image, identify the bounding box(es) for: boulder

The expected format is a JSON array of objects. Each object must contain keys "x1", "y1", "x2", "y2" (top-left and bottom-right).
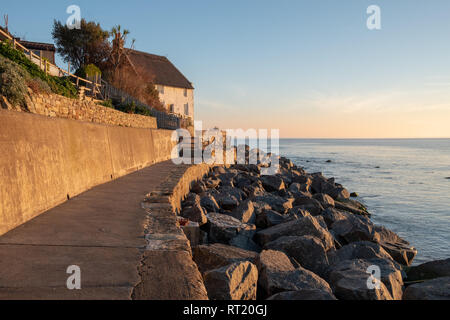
[
  {"x1": 217, "y1": 172, "x2": 237, "y2": 187},
  {"x1": 265, "y1": 236, "x2": 331, "y2": 278},
  {"x1": 230, "y1": 230, "x2": 261, "y2": 253},
  {"x1": 181, "y1": 203, "x2": 208, "y2": 225},
  {"x1": 326, "y1": 187, "x2": 350, "y2": 201},
  {"x1": 183, "y1": 193, "x2": 200, "y2": 207},
  {"x1": 260, "y1": 175, "x2": 286, "y2": 192},
  {"x1": 334, "y1": 199, "x2": 370, "y2": 216},
  {"x1": 231, "y1": 200, "x2": 255, "y2": 224},
  {"x1": 193, "y1": 243, "x2": 258, "y2": 273},
  {"x1": 292, "y1": 198, "x2": 325, "y2": 216},
  {"x1": 312, "y1": 193, "x2": 335, "y2": 208},
  {"x1": 320, "y1": 208, "x2": 349, "y2": 228},
  {"x1": 252, "y1": 194, "x2": 294, "y2": 214},
  {"x1": 331, "y1": 214, "x2": 380, "y2": 244},
  {"x1": 255, "y1": 209, "x2": 294, "y2": 229},
  {"x1": 217, "y1": 195, "x2": 240, "y2": 211},
  {"x1": 256, "y1": 250, "x2": 333, "y2": 298},
  {"x1": 332, "y1": 241, "x2": 394, "y2": 266},
  {"x1": 287, "y1": 207, "x2": 311, "y2": 218},
  {"x1": 267, "y1": 289, "x2": 337, "y2": 300},
  {"x1": 204, "y1": 177, "x2": 220, "y2": 189},
  {"x1": 328, "y1": 258, "x2": 403, "y2": 300},
  {"x1": 203, "y1": 262, "x2": 258, "y2": 300},
  {"x1": 206, "y1": 213, "x2": 255, "y2": 244},
  {"x1": 374, "y1": 225, "x2": 417, "y2": 266},
  {"x1": 255, "y1": 215, "x2": 334, "y2": 250},
  {"x1": 406, "y1": 258, "x2": 450, "y2": 282},
  {"x1": 191, "y1": 180, "x2": 207, "y2": 194},
  {"x1": 243, "y1": 181, "x2": 266, "y2": 198},
  {"x1": 200, "y1": 193, "x2": 220, "y2": 212},
  {"x1": 403, "y1": 277, "x2": 450, "y2": 300}
]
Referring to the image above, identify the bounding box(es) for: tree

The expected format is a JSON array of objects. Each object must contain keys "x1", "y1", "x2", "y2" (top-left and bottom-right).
[{"x1": 52, "y1": 19, "x2": 111, "y2": 71}]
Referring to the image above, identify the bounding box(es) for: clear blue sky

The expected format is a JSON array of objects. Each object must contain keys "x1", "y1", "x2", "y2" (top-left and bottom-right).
[{"x1": 2, "y1": 0, "x2": 450, "y2": 137}]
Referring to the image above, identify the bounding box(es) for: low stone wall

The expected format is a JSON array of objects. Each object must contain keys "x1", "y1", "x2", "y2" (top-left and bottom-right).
[
  {"x1": 0, "y1": 109, "x2": 176, "y2": 236},
  {"x1": 0, "y1": 93, "x2": 157, "y2": 129}
]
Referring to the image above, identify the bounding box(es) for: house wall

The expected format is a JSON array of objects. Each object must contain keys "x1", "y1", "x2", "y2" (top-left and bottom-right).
[{"x1": 158, "y1": 85, "x2": 194, "y2": 120}]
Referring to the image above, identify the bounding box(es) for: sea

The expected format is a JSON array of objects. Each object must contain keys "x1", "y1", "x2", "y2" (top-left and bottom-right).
[{"x1": 278, "y1": 139, "x2": 450, "y2": 265}]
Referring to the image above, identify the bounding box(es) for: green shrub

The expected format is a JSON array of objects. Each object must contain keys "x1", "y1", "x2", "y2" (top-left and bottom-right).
[
  {"x1": 99, "y1": 99, "x2": 114, "y2": 109},
  {"x1": 76, "y1": 64, "x2": 102, "y2": 79},
  {"x1": 0, "y1": 41, "x2": 78, "y2": 99},
  {"x1": 0, "y1": 55, "x2": 29, "y2": 106},
  {"x1": 27, "y1": 77, "x2": 51, "y2": 94}
]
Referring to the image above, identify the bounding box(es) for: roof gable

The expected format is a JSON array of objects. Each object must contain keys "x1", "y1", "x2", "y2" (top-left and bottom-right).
[{"x1": 126, "y1": 49, "x2": 194, "y2": 89}]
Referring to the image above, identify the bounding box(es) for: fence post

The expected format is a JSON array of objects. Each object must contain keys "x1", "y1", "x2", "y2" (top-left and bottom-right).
[{"x1": 39, "y1": 51, "x2": 42, "y2": 70}]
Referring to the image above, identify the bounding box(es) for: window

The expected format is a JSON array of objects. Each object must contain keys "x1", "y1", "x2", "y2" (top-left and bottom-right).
[
  {"x1": 184, "y1": 88, "x2": 187, "y2": 97},
  {"x1": 184, "y1": 103, "x2": 189, "y2": 116},
  {"x1": 169, "y1": 104, "x2": 175, "y2": 113},
  {"x1": 157, "y1": 85, "x2": 164, "y2": 94}
]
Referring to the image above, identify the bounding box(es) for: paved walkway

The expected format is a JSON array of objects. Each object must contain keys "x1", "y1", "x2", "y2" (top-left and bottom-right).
[{"x1": 0, "y1": 161, "x2": 208, "y2": 300}]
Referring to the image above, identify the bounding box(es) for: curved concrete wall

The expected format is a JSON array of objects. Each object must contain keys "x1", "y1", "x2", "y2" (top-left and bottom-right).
[{"x1": 0, "y1": 110, "x2": 177, "y2": 236}]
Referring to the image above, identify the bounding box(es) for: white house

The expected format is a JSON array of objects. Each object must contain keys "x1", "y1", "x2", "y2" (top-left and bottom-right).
[{"x1": 126, "y1": 49, "x2": 194, "y2": 120}]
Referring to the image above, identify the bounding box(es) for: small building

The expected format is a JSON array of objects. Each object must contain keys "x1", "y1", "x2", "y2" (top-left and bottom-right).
[
  {"x1": 18, "y1": 40, "x2": 56, "y2": 64},
  {"x1": 126, "y1": 49, "x2": 194, "y2": 120}
]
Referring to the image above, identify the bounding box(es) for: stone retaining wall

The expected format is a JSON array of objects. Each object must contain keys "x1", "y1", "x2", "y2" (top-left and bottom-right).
[{"x1": 0, "y1": 92, "x2": 157, "y2": 129}]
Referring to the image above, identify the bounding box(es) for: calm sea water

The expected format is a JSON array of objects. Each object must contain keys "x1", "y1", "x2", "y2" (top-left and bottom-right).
[{"x1": 279, "y1": 139, "x2": 450, "y2": 265}]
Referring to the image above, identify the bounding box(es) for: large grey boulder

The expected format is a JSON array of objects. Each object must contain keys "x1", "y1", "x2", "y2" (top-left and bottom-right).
[
  {"x1": 265, "y1": 236, "x2": 331, "y2": 278},
  {"x1": 320, "y1": 207, "x2": 349, "y2": 228},
  {"x1": 203, "y1": 262, "x2": 258, "y2": 300},
  {"x1": 231, "y1": 200, "x2": 255, "y2": 224},
  {"x1": 331, "y1": 214, "x2": 380, "y2": 244},
  {"x1": 260, "y1": 175, "x2": 286, "y2": 192},
  {"x1": 334, "y1": 199, "x2": 370, "y2": 216},
  {"x1": 255, "y1": 209, "x2": 296, "y2": 229},
  {"x1": 406, "y1": 258, "x2": 450, "y2": 282},
  {"x1": 328, "y1": 258, "x2": 403, "y2": 300},
  {"x1": 312, "y1": 193, "x2": 335, "y2": 208},
  {"x1": 403, "y1": 277, "x2": 450, "y2": 300},
  {"x1": 206, "y1": 213, "x2": 255, "y2": 244},
  {"x1": 252, "y1": 194, "x2": 294, "y2": 214},
  {"x1": 332, "y1": 241, "x2": 395, "y2": 265},
  {"x1": 183, "y1": 192, "x2": 201, "y2": 207},
  {"x1": 200, "y1": 193, "x2": 220, "y2": 212},
  {"x1": 181, "y1": 203, "x2": 208, "y2": 225},
  {"x1": 267, "y1": 289, "x2": 337, "y2": 300},
  {"x1": 256, "y1": 250, "x2": 333, "y2": 298},
  {"x1": 193, "y1": 243, "x2": 258, "y2": 273},
  {"x1": 292, "y1": 198, "x2": 325, "y2": 216},
  {"x1": 255, "y1": 215, "x2": 334, "y2": 250},
  {"x1": 374, "y1": 225, "x2": 417, "y2": 266}
]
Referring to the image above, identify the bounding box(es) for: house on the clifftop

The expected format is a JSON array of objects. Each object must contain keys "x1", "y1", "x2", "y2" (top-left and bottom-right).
[{"x1": 126, "y1": 49, "x2": 194, "y2": 120}]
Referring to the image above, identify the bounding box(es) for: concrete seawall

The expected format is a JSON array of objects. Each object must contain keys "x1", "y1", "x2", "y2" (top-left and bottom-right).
[{"x1": 0, "y1": 109, "x2": 177, "y2": 236}]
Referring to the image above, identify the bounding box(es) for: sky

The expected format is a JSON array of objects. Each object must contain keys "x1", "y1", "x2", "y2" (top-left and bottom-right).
[{"x1": 2, "y1": 0, "x2": 450, "y2": 138}]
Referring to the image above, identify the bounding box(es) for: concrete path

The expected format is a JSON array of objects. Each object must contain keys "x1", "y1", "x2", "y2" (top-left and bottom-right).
[{"x1": 0, "y1": 161, "x2": 208, "y2": 300}]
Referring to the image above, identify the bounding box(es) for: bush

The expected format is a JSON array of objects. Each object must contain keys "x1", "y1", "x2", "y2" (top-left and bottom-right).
[
  {"x1": 0, "y1": 41, "x2": 78, "y2": 99},
  {"x1": 0, "y1": 55, "x2": 29, "y2": 106},
  {"x1": 26, "y1": 77, "x2": 51, "y2": 94},
  {"x1": 75, "y1": 63, "x2": 102, "y2": 79},
  {"x1": 99, "y1": 99, "x2": 114, "y2": 109}
]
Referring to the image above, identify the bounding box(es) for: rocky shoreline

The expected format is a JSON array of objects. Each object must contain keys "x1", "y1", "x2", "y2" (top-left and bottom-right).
[{"x1": 179, "y1": 155, "x2": 450, "y2": 300}]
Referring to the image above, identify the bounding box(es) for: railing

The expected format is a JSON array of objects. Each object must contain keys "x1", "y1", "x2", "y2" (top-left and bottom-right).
[
  {"x1": 0, "y1": 28, "x2": 182, "y2": 130},
  {"x1": 0, "y1": 28, "x2": 102, "y2": 97}
]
